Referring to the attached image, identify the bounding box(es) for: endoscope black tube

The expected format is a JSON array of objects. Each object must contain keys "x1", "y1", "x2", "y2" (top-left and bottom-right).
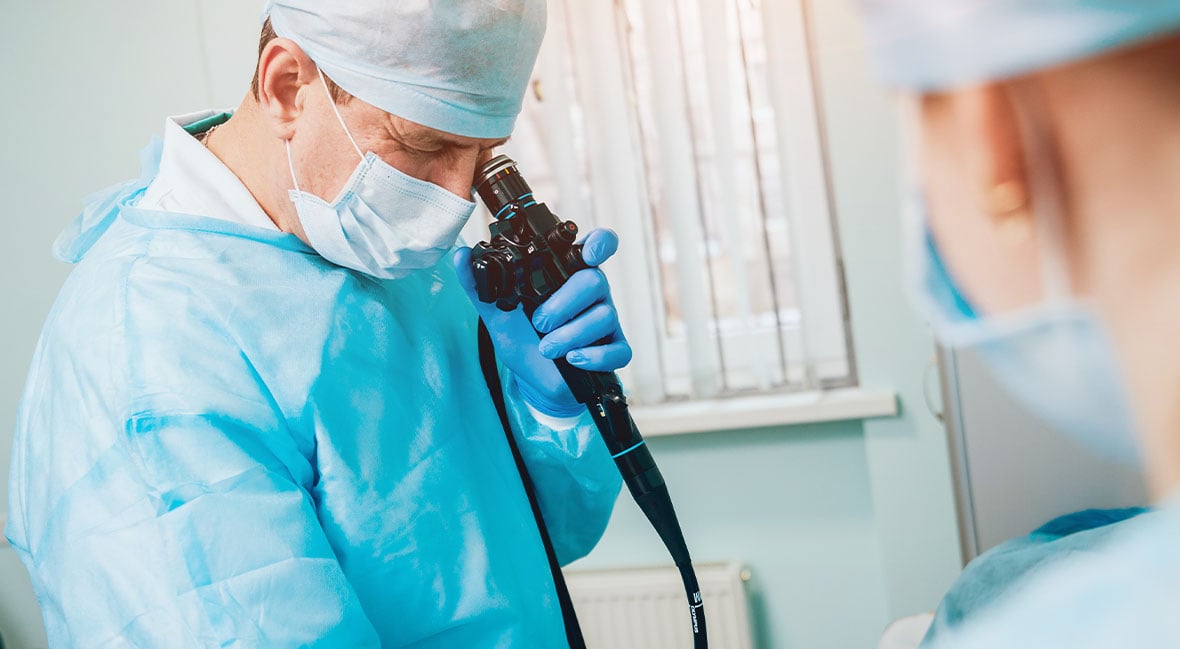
[
  {"x1": 549, "y1": 357, "x2": 707, "y2": 648},
  {"x1": 474, "y1": 156, "x2": 708, "y2": 649}
]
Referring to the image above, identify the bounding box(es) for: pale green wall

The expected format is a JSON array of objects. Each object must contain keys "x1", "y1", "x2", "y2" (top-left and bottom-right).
[
  {"x1": 0, "y1": 1, "x2": 962, "y2": 648},
  {"x1": 806, "y1": 0, "x2": 964, "y2": 621}
]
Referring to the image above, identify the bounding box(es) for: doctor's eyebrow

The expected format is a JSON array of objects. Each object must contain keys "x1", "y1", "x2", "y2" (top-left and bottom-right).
[
  {"x1": 425, "y1": 134, "x2": 511, "y2": 151},
  {"x1": 391, "y1": 119, "x2": 510, "y2": 151}
]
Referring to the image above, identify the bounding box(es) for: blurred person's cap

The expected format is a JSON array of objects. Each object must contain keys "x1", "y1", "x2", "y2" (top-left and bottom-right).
[{"x1": 858, "y1": 0, "x2": 1180, "y2": 90}]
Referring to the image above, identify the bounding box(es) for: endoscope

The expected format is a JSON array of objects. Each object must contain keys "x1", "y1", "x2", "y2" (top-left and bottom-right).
[{"x1": 472, "y1": 155, "x2": 707, "y2": 649}]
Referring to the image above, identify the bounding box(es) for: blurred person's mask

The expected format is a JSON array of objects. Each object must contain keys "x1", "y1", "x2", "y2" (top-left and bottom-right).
[
  {"x1": 902, "y1": 88, "x2": 1142, "y2": 465},
  {"x1": 286, "y1": 71, "x2": 476, "y2": 280}
]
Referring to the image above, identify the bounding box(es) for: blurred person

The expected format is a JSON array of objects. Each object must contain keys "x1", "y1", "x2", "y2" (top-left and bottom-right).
[{"x1": 857, "y1": 0, "x2": 1180, "y2": 645}]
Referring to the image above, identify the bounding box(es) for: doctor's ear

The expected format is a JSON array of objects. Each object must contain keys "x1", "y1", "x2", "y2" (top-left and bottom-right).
[
  {"x1": 254, "y1": 37, "x2": 318, "y2": 141},
  {"x1": 922, "y1": 84, "x2": 1033, "y2": 246}
]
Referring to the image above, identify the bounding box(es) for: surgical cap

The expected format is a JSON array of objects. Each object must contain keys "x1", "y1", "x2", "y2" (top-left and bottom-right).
[
  {"x1": 859, "y1": 0, "x2": 1180, "y2": 90},
  {"x1": 262, "y1": 0, "x2": 546, "y2": 139}
]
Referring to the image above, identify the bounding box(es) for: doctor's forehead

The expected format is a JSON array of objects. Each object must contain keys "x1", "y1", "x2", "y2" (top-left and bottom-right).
[{"x1": 382, "y1": 112, "x2": 511, "y2": 151}]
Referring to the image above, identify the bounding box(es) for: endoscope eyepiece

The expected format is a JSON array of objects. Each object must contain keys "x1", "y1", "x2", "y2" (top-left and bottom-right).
[
  {"x1": 475, "y1": 154, "x2": 517, "y2": 188},
  {"x1": 475, "y1": 155, "x2": 534, "y2": 220}
]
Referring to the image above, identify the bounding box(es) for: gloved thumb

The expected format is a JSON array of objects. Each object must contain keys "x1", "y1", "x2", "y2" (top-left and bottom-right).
[
  {"x1": 579, "y1": 228, "x2": 620, "y2": 267},
  {"x1": 451, "y1": 247, "x2": 477, "y2": 295}
]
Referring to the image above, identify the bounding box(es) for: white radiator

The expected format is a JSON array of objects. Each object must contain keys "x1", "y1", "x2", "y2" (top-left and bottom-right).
[{"x1": 566, "y1": 562, "x2": 753, "y2": 649}]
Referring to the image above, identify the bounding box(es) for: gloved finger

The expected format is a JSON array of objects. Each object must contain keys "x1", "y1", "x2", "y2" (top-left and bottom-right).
[
  {"x1": 567, "y1": 341, "x2": 633, "y2": 372},
  {"x1": 451, "y1": 247, "x2": 476, "y2": 294},
  {"x1": 578, "y1": 228, "x2": 619, "y2": 267},
  {"x1": 538, "y1": 303, "x2": 618, "y2": 360},
  {"x1": 532, "y1": 268, "x2": 610, "y2": 333}
]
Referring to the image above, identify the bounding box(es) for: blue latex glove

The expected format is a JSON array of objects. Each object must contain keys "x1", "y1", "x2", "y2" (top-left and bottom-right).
[{"x1": 453, "y1": 228, "x2": 633, "y2": 417}]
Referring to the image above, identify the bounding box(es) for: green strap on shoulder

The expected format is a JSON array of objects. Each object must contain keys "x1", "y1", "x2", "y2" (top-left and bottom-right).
[{"x1": 183, "y1": 112, "x2": 232, "y2": 136}]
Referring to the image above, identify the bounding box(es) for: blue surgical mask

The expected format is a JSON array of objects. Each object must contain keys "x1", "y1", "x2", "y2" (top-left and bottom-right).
[
  {"x1": 903, "y1": 90, "x2": 1142, "y2": 465},
  {"x1": 909, "y1": 215, "x2": 1142, "y2": 464},
  {"x1": 286, "y1": 70, "x2": 476, "y2": 280}
]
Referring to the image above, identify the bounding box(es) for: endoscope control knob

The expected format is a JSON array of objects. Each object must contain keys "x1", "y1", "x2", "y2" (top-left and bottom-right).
[{"x1": 472, "y1": 252, "x2": 514, "y2": 306}]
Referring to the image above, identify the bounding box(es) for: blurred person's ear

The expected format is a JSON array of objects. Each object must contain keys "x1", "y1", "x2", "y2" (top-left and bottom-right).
[
  {"x1": 917, "y1": 85, "x2": 1043, "y2": 314},
  {"x1": 934, "y1": 85, "x2": 1031, "y2": 238}
]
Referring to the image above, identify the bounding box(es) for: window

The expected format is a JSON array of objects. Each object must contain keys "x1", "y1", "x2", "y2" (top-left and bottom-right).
[{"x1": 463, "y1": 0, "x2": 855, "y2": 406}]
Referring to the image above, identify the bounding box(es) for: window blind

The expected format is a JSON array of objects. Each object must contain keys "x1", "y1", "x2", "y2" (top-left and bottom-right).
[{"x1": 463, "y1": 0, "x2": 856, "y2": 405}]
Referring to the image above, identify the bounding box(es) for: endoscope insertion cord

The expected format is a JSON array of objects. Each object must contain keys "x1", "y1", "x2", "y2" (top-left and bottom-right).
[{"x1": 473, "y1": 155, "x2": 708, "y2": 648}]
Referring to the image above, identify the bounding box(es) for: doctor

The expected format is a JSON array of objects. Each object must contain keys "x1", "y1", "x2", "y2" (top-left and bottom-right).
[
  {"x1": 856, "y1": 0, "x2": 1180, "y2": 644},
  {"x1": 4, "y1": 2, "x2": 627, "y2": 647}
]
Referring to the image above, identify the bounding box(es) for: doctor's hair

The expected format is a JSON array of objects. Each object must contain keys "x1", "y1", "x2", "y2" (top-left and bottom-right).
[{"x1": 251, "y1": 18, "x2": 352, "y2": 105}]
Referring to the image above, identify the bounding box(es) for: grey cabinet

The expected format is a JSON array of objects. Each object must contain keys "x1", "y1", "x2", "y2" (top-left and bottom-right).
[{"x1": 938, "y1": 347, "x2": 1148, "y2": 562}]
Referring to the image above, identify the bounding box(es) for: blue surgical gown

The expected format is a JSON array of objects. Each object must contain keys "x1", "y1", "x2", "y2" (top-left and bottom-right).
[
  {"x1": 926, "y1": 495, "x2": 1180, "y2": 648},
  {"x1": 4, "y1": 139, "x2": 621, "y2": 648},
  {"x1": 921, "y1": 507, "x2": 1150, "y2": 646}
]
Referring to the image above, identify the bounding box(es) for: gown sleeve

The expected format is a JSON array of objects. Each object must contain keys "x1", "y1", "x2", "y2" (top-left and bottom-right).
[
  {"x1": 499, "y1": 366, "x2": 623, "y2": 565},
  {"x1": 20, "y1": 409, "x2": 382, "y2": 648},
  {"x1": 12, "y1": 250, "x2": 382, "y2": 648}
]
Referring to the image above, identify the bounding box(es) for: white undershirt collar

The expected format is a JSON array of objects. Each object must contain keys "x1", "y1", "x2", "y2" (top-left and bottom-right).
[{"x1": 138, "y1": 110, "x2": 279, "y2": 231}]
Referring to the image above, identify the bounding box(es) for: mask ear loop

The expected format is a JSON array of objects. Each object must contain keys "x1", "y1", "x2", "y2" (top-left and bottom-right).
[
  {"x1": 286, "y1": 69, "x2": 363, "y2": 198},
  {"x1": 285, "y1": 139, "x2": 303, "y2": 194},
  {"x1": 318, "y1": 68, "x2": 364, "y2": 162},
  {"x1": 1008, "y1": 81, "x2": 1072, "y2": 305}
]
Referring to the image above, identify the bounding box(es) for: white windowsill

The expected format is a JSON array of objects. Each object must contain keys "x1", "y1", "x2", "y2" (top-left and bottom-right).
[{"x1": 630, "y1": 387, "x2": 898, "y2": 437}]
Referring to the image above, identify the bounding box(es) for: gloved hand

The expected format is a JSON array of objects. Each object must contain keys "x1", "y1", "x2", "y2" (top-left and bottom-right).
[{"x1": 453, "y1": 228, "x2": 633, "y2": 417}]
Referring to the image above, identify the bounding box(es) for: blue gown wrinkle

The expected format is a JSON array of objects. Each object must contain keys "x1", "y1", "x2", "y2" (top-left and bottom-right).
[
  {"x1": 923, "y1": 500, "x2": 1180, "y2": 648},
  {"x1": 5, "y1": 146, "x2": 621, "y2": 648}
]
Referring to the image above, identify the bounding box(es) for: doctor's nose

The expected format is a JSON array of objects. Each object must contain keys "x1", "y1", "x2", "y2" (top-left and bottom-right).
[{"x1": 431, "y1": 153, "x2": 486, "y2": 202}]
